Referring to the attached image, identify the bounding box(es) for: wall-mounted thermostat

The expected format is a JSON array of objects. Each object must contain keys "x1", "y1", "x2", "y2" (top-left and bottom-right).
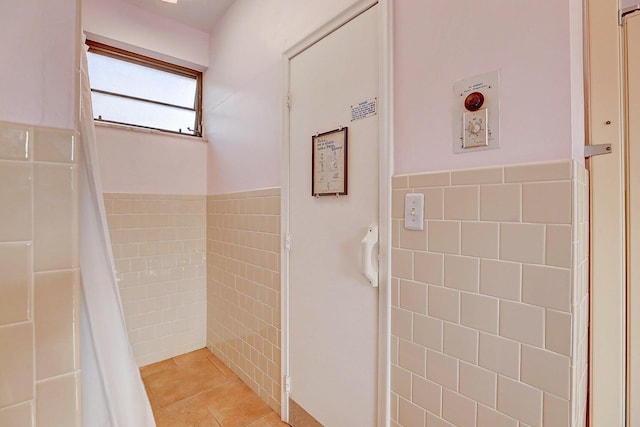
[{"x1": 453, "y1": 70, "x2": 500, "y2": 154}]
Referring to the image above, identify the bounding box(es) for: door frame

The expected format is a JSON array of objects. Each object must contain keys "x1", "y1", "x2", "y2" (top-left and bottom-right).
[
  {"x1": 585, "y1": 0, "x2": 627, "y2": 424},
  {"x1": 280, "y1": 0, "x2": 393, "y2": 425}
]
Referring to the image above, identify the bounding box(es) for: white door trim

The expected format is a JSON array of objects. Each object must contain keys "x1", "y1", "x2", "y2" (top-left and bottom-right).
[
  {"x1": 585, "y1": 0, "x2": 626, "y2": 424},
  {"x1": 280, "y1": 1, "x2": 393, "y2": 425}
]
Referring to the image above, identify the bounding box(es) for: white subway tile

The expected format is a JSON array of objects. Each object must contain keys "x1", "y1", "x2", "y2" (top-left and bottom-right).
[
  {"x1": 391, "y1": 307, "x2": 413, "y2": 341},
  {"x1": 0, "y1": 163, "x2": 32, "y2": 242},
  {"x1": 398, "y1": 338, "x2": 426, "y2": 376},
  {"x1": 478, "y1": 332, "x2": 520, "y2": 380},
  {"x1": 0, "y1": 243, "x2": 30, "y2": 325},
  {"x1": 545, "y1": 225, "x2": 572, "y2": 268},
  {"x1": 409, "y1": 172, "x2": 451, "y2": 188},
  {"x1": 497, "y1": 376, "x2": 543, "y2": 426},
  {"x1": 428, "y1": 221, "x2": 460, "y2": 254},
  {"x1": 522, "y1": 265, "x2": 571, "y2": 312},
  {"x1": 398, "y1": 397, "x2": 426, "y2": 427},
  {"x1": 444, "y1": 255, "x2": 479, "y2": 292},
  {"x1": 0, "y1": 401, "x2": 32, "y2": 426},
  {"x1": 391, "y1": 365, "x2": 412, "y2": 399},
  {"x1": 480, "y1": 184, "x2": 521, "y2": 222},
  {"x1": 477, "y1": 404, "x2": 518, "y2": 427},
  {"x1": 451, "y1": 167, "x2": 503, "y2": 185},
  {"x1": 521, "y1": 345, "x2": 570, "y2": 399},
  {"x1": 412, "y1": 375, "x2": 442, "y2": 415},
  {"x1": 500, "y1": 301, "x2": 544, "y2": 347},
  {"x1": 444, "y1": 186, "x2": 479, "y2": 220},
  {"x1": 428, "y1": 285, "x2": 460, "y2": 323},
  {"x1": 543, "y1": 393, "x2": 570, "y2": 427},
  {"x1": 392, "y1": 248, "x2": 414, "y2": 280},
  {"x1": 36, "y1": 373, "x2": 80, "y2": 427},
  {"x1": 400, "y1": 280, "x2": 427, "y2": 314},
  {"x1": 34, "y1": 128, "x2": 76, "y2": 164},
  {"x1": 399, "y1": 223, "x2": 427, "y2": 250},
  {"x1": 413, "y1": 314, "x2": 443, "y2": 351},
  {"x1": 459, "y1": 362, "x2": 497, "y2": 408},
  {"x1": 392, "y1": 189, "x2": 410, "y2": 219},
  {"x1": 34, "y1": 270, "x2": 76, "y2": 380},
  {"x1": 392, "y1": 175, "x2": 409, "y2": 189},
  {"x1": 504, "y1": 161, "x2": 572, "y2": 183},
  {"x1": 460, "y1": 293, "x2": 499, "y2": 334},
  {"x1": 0, "y1": 123, "x2": 31, "y2": 161},
  {"x1": 421, "y1": 188, "x2": 444, "y2": 220},
  {"x1": 442, "y1": 389, "x2": 476, "y2": 427},
  {"x1": 426, "y1": 412, "x2": 456, "y2": 427},
  {"x1": 0, "y1": 323, "x2": 33, "y2": 407},
  {"x1": 522, "y1": 182, "x2": 572, "y2": 224},
  {"x1": 443, "y1": 322, "x2": 478, "y2": 364},
  {"x1": 480, "y1": 259, "x2": 521, "y2": 301},
  {"x1": 461, "y1": 222, "x2": 499, "y2": 259},
  {"x1": 414, "y1": 251, "x2": 443, "y2": 286},
  {"x1": 500, "y1": 223, "x2": 545, "y2": 265},
  {"x1": 427, "y1": 349, "x2": 458, "y2": 391},
  {"x1": 545, "y1": 309, "x2": 572, "y2": 357}
]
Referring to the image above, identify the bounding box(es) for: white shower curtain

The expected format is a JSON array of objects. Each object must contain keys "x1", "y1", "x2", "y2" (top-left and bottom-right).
[{"x1": 78, "y1": 43, "x2": 156, "y2": 427}]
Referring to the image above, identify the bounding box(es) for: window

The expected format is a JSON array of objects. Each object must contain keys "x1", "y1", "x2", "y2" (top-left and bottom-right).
[{"x1": 86, "y1": 41, "x2": 202, "y2": 137}]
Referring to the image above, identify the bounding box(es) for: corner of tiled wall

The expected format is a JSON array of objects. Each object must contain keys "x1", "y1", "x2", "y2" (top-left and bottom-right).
[
  {"x1": 206, "y1": 188, "x2": 282, "y2": 414},
  {"x1": 103, "y1": 193, "x2": 207, "y2": 366},
  {"x1": 0, "y1": 122, "x2": 82, "y2": 426},
  {"x1": 390, "y1": 160, "x2": 589, "y2": 427}
]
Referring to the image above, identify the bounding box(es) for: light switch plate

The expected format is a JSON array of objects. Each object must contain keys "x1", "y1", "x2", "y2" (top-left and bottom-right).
[{"x1": 404, "y1": 193, "x2": 424, "y2": 231}]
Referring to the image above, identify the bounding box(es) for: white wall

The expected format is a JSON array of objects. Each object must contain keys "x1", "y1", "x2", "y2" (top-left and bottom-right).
[
  {"x1": 204, "y1": 0, "x2": 360, "y2": 194},
  {"x1": 394, "y1": 0, "x2": 584, "y2": 175},
  {"x1": 96, "y1": 126, "x2": 207, "y2": 195},
  {"x1": 82, "y1": 0, "x2": 209, "y2": 70},
  {"x1": 0, "y1": 0, "x2": 78, "y2": 130}
]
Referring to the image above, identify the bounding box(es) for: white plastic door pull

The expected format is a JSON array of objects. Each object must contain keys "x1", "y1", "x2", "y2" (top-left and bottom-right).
[{"x1": 361, "y1": 226, "x2": 379, "y2": 287}]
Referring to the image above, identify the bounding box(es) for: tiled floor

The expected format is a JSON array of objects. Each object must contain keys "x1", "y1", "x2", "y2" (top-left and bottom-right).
[{"x1": 141, "y1": 348, "x2": 289, "y2": 427}]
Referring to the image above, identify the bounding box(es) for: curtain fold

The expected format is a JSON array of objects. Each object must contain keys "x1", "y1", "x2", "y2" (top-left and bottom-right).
[{"x1": 79, "y1": 42, "x2": 156, "y2": 427}]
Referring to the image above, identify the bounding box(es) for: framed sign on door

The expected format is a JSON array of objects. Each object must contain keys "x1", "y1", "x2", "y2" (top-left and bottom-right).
[{"x1": 311, "y1": 127, "x2": 348, "y2": 196}]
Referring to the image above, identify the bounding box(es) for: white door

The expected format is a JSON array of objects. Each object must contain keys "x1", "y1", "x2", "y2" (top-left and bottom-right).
[
  {"x1": 626, "y1": 11, "x2": 640, "y2": 425},
  {"x1": 286, "y1": 5, "x2": 379, "y2": 426}
]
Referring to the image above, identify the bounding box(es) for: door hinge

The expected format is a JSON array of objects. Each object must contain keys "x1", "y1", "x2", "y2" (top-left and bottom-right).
[
  {"x1": 285, "y1": 375, "x2": 291, "y2": 393},
  {"x1": 286, "y1": 92, "x2": 292, "y2": 109},
  {"x1": 285, "y1": 233, "x2": 291, "y2": 252},
  {"x1": 620, "y1": 4, "x2": 640, "y2": 25},
  {"x1": 584, "y1": 144, "x2": 613, "y2": 159}
]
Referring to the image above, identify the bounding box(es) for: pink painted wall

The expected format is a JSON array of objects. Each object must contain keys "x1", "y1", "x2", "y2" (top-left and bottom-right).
[
  {"x1": 83, "y1": 0, "x2": 210, "y2": 195},
  {"x1": 204, "y1": 0, "x2": 359, "y2": 195},
  {"x1": 83, "y1": 0, "x2": 209, "y2": 70},
  {"x1": 394, "y1": 0, "x2": 584, "y2": 175},
  {"x1": 206, "y1": 0, "x2": 584, "y2": 192},
  {"x1": 95, "y1": 126, "x2": 207, "y2": 195},
  {"x1": 0, "y1": 0, "x2": 78, "y2": 130}
]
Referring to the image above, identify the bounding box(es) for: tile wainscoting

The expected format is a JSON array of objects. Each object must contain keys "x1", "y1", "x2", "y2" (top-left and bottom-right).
[
  {"x1": 104, "y1": 193, "x2": 207, "y2": 367},
  {"x1": 0, "y1": 122, "x2": 81, "y2": 426},
  {"x1": 206, "y1": 188, "x2": 282, "y2": 413},
  {"x1": 391, "y1": 160, "x2": 589, "y2": 427}
]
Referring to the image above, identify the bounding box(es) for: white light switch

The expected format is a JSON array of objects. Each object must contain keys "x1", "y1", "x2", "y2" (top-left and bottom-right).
[{"x1": 404, "y1": 193, "x2": 424, "y2": 231}]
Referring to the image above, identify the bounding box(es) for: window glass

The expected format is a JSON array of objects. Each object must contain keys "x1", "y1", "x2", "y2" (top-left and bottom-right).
[{"x1": 86, "y1": 42, "x2": 202, "y2": 136}]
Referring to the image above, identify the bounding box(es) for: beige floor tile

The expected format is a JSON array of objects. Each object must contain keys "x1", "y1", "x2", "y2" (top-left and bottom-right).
[
  {"x1": 264, "y1": 412, "x2": 289, "y2": 426},
  {"x1": 154, "y1": 395, "x2": 221, "y2": 427},
  {"x1": 173, "y1": 348, "x2": 212, "y2": 365},
  {"x1": 208, "y1": 354, "x2": 239, "y2": 381},
  {"x1": 140, "y1": 359, "x2": 177, "y2": 378},
  {"x1": 196, "y1": 381, "x2": 272, "y2": 427},
  {"x1": 144, "y1": 358, "x2": 229, "y2": 408}
]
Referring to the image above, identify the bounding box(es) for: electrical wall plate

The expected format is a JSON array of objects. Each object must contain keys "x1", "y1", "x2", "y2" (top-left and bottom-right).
[
  {"x1": 404, "y1": 193, "x2": 424, "y2": 231},
  {"x1": 453, "y1": 70, "x2": 500, "y2": 154}
]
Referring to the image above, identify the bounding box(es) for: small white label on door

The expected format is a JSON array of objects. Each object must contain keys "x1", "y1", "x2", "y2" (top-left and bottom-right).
[{"x1": 351, "y1": 98, "x2": 377, "y2": 121}]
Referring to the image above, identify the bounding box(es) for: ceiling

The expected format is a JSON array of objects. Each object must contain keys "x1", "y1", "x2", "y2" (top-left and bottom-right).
[{"x1": 119, "y1": 0, "x2": 236, "y2": 33}]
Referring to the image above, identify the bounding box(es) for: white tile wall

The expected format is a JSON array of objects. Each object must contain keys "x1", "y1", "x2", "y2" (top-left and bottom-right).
[
  {"x1": 391, "y1": 160, "x2": 589, "y2": 427},
  {"x1": 104, "y1": 193, "x2": 207, "y2": 366},
  {"x1": 206, "y1": 188, "x2": 281, "y2": 413},
  {"x1": 0, "y1": 122, "x2": 81, "y2": 426}
]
